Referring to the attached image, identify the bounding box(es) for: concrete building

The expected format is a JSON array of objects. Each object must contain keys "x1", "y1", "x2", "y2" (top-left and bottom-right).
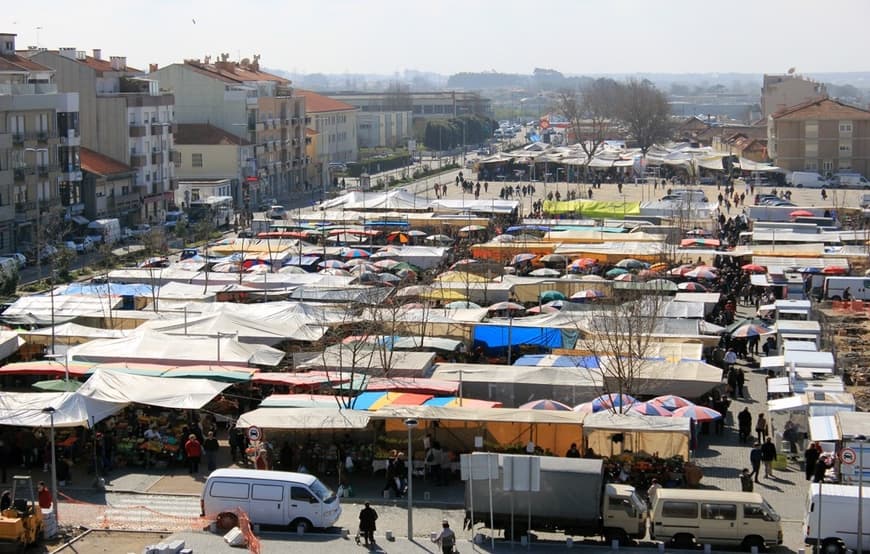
[
  {"x1": 329, "y1": 90, "x2": 492, "y2": 122},
  {"x1": 27, "y1": 46, "x2": 177, "y2": 224},
  {"x1": 173, "y1": 123, "x2": 254, "y2": 209},
  {"x1": 358, "y1": 111, "x2": 412, "y2": 148},
  {"x1": 80, "y1": 147, "x2": 137, "y2": 223},
  {"x1": 767, "y1": 97, "x2": 870, "y2": 177},
  {"x1": 761, "y1": 73, "x2": 827, "y2": 119},
  {"x1": 0, "y1": 33, "x2": 81, "y2": 252},
  {"x1": 151, "y1": 55, "x2": 308, "y2": 205},
  {"x1": 296, "y1": 90, "x2": 358, "y2": 190}
]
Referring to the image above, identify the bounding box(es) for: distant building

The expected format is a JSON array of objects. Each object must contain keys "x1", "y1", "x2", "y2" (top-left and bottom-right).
[
  {"x1": 761, "y1": 73, "x2": 827, "y2": 119},
  {"x1": 27, "y1": 46, "x2": 177, "y2": 224},
  {"x1": 173, "y1": 123, "x2": 254, "y2": 209},
  {"x1": 767, "y1": 97, "x2": 870, "y2": 177},
  {"x1": 151, "y1": 56, "x2": 308, "y2": 205},
  {"x1": 80, "y1": 148, "x2": 137, "y2": 223},
  {"x1": 357, "y1": 111, "x2": 412, "y2": 149},
  {"x1": 0, "y1": 33, "x2": 81, "y2": 252},
  {"x1": 296, "y1": 90, "x2": 358, "y2": 190},
  {"x1": 328, "y1": 90, "x2": 493, "y2": 122}
]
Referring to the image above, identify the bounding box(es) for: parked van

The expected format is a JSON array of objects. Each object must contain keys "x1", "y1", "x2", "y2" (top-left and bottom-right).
[
  {"x1": 650, "y1": 489, "x2": 782, "y2": 550},
  {"x1": 87, "y1": 218, "x2": 121, "y2": 245},
  {"x1": 201, "y1": 469, "x2": 341, "y2": 531},
  {"x1": 804, "y1": 483, "x2": 870, "y2": 554},
  {"x1": 788, "y1": 171, "x2": 828, "y2": 189},
  {"x1": 823, "y1": 276, "x2": 870, "y2": 301},
  {"x1": 830, "y1": 173, "x2": 870, "y2": 189}
]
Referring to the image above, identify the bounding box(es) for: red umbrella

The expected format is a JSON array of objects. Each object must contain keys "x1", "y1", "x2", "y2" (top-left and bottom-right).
[
  {"x1": 487, "y1": 301, "x2": 525, "y2": 312},
  {"x1": 651, "y1": 395, "x2": 695, "y2": 410},
  {"x1": 519, "y1": 399, "x2": 572, "y2": 411},
  {"x1": 741, "y1": 264, "x2": 766, "y2": 273},
  {"x1": 822, "y1": 266, "x2": 848, "y2": 275},
  {"x1": 790, "y1": 210, "x2": 814, "y2": 218},
  {"x1": 629, "y1": 402, "x2": 673, "y2": 417},
  {"x1": 673, "y1": 405, "x2": 723, "y2": 422}
]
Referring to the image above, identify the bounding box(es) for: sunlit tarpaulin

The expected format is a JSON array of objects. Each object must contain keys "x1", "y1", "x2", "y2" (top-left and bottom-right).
[{"x1": 543, "y1": 200, "x2": 641, "y2": 218}]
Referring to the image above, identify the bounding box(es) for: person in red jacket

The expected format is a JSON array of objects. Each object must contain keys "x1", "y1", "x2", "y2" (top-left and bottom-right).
[
  {"x1": 37, "y1": 481, "x2": 52, "y2": 509},
  {"x1": 184, "y1": 434, "x2": 202, "y2": 474}
]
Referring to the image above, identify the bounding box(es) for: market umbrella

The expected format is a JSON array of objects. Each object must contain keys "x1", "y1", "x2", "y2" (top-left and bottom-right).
[
  {"x1": 277, "y1": 266, "x2": 308, "y2": 274},
  {"x1": 374, "y1": 259, "x2": 402, "y2": 270},
  {"x1": 669, "y1": 264, "x2": 695, "y2": 276},
  {"x1": 645, "y1": 279, "x2": 679, "y2": 292},
  {"x1": 822, "y1": 266, "x2": 848, "y2": 275},
  {"x1": 396, "y1": 285, "x2": 430, "y2": 297},
  {"x1": 590, "y1": 393, "x2": 637, "y2": 411},
  {"x1": 319, "y1": 268, "x2": 351, "y2": 276},
  {"x1": 578, "y1": 275, "x2": 606, "y2": 282},
  {"x1": 487, "y1": 301, "x2": 525, "y2": 312},
  {"x1": 570, "y1": 290, "x2": 605, "y2": 300},
  {"x1": 636, "y1": 269, "x2": 655, "y2": 280},
  {"x1": 492, "y1": 234, "x2": 516, "y2": 243},
  {"x1": 790, "y1": 209, "x2": 815, "y2": 218},
  {"x1": 450, "y1": 259, "x2": 479, "y2": 269},
  {"x1": 341, "y1": 248, "x2": 371, "y2": 259},
  {"x1": 741, "y1": 263, "x2": 767, "y2": 273},
  {"x1": 32, "y1": 379, "x2": 81, "y2": 392},
  {"x1": 612, "y1": 273, "x2": 637, "y2": 282},
  {"x1": 680, "y1": 238, "x2": 721, "y2": 248},
  {"x1": 650, "y1": 395, "x2": 694, "y2": 411},
  {"x1": 527, "y1": 304, "x2": 560, "y2": 314},
  {"x1": 346, "y1": 258, "x2": 377, "y2": 268},
  {"x1": 684, "y1": 267, "x2": 717, "y2": 280},
  {"x1": 685, "y1": 228, "x2": 710, "y2": 237},
  {"x1": 540, "y1": 254, "x2": 569, "y2": 264},
  {"x1": 571, "y1": 257, "x2": 598, "y2": 267},
  {"x1": 629, "y1": 402, "x2": 673, "y2": 417},
  {"x1": 529, "y1": 267, "x2": 561, "y2": 277},
  {"x1": 390, "y1": 262, "x2": 423, "y2": 273},
  {"x1": 510, "y1": 253, "x2": 537, "y2": 265},
  {"x1": 572, "y1": 402, "x2": 595, "y2": 414},
  {"x1": 445, "y1": 301, "x2": 481, "y2": 309},
  {"x1": 616, "y1": 258, "x2": 647, "y2": 269},
  {"x1": 459, "y1": 224, "x2": 487, "y2": 232},
  {"x1": 378, "y1": 273, "x2": 402, "y2": 283},
  {"x1": 539, "y1": 290, "x2": 566, "y2": 303},
  {"x1": 649, "y1": 263, "x2": 670, "y2": 273},
  {"x1": 729, "y1": 322, "x2": 775, "y2": 338},
  {"x1": 424, "y1": 289, "x2": 468, "y2": 301},
  {"x1": 605, "y1": 267, "x2": 629, "y2": 278},
  {"x1": 318, "y1": 259, "x2": 348, "y2": 269},
  {"x1": 395, "y1": 268, "x2": 417, "y2": 280},
  {"x1": 386, "y1": 232, "x2": 410, "y2": 244},
  {"x1": 677, "y1": 282, "x2": 707, "y2": 292},
  {"x1": 519, "y1": 399, "x2": 572, "y2": 411},
  {"x1": 407, "y1": 230, "x2": 427, "y2": 237},
  {"x1": 672, "y1": 405, "x2": 722, "y2": 422},
  {"x1": 425, "y1": 234, "x2": 454, "y2": 245}
]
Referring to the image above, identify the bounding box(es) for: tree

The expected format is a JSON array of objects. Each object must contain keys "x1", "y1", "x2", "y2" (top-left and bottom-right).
[
  {"x1": 383, "y1": 81, "x2": 413, "y2": 112},
  {"x1": 555, "y1": 79, "x2": 618, "y2": 169},
  {"x1": 614, "y1": 79, "x2": 673, "y2": 156},
  {"x1": 574, "y1": 289, "x2": 666, "y2": 413}
]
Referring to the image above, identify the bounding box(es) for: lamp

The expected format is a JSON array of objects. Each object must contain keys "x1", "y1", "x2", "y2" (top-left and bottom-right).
[
  {"x1": 404, "y1": 418, "x2": 418, "y2": 539},
  {"x1": 41, "y1": 407, "x2": 58, "y2": 521}
]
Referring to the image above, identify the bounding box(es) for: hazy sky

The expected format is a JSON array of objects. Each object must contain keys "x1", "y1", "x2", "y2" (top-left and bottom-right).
[{"x1": 7, "y1": 0, "x2": 870, "y2": 76}]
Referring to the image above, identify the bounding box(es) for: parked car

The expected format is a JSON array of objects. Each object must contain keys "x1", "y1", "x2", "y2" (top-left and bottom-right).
[
  {"x1": 128, "y1": 224, "x2": 152, "y2": 238},
  {"x1": 164, "y1": 211, "x2": 187, "y2": 231},
  {"x1": 73, "y1": 236, "x2": 95, "y2": 254},
  {"x1": 0, "y1": 253, "x2": 27, "y2": 268},
  {"x1": 267, "y1": 205, "x2": 287, "y2": 220}
]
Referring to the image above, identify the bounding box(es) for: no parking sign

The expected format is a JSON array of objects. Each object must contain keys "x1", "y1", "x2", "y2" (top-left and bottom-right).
[
  {"x1": 840, "y1": 447, "x2": 857, "y2": 465},
  {"x1": 247, "y1": 426, "x2": 264, "y2": 442}
]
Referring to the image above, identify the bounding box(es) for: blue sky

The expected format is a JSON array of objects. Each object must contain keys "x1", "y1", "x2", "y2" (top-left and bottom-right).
[{"x1": 6, "y1": 0, "x2": 869, "y2": 75}]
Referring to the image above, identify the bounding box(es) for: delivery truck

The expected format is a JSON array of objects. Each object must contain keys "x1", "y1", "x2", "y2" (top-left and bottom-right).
[
  {"x1": 463, "y1": 454, "x2": 647, "y2": 544},
  {"x1": 804, "y1": 483, "x2": 870, "y2": 554}
]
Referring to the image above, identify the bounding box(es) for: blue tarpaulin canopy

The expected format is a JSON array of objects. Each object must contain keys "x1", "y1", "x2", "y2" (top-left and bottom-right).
[
  {"x1": 283, "y1": 256, "x2": 320, "y2": 266},
  {"x1": 60, "y1": 283, "x2": 154, "y2": 297},
  {"x1": 472, "y1": 324, "x2": 573, "y2": 354},
  {"x1": 513, "y1": 354, "x2": 599, "y2": 368}
]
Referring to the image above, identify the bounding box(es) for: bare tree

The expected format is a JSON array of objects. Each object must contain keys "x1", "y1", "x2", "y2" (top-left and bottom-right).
[
  {"x1": 139, "y1": 227, "x2": 168, "y2": 312},
  {"x1": 574, "y1": 289, "x2": 666, "y2": 413},
  {"x1": 555, "y1": 79, "x2": 618, "y2": 173},
  {"x1": 614, "y1": 79, "x2": 673, "y2": 157}
]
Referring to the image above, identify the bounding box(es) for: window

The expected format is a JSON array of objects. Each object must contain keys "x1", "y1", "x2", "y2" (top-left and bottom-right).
[
  {"x1": 839, "y1": 142, "x2": 852, "y2": 155},
  {"x1": 37, "y1": 113, "x2": 49, "y2": 132},
  {"x1": 701, "y1": 503, "x2": 736, "y2": 521},
  {"x1": 209, "y1": 482, "x2": 249, "y2": 500},
  {"x1": 744, "y1": 505, "x2": 774, "y2": 520},
  {"x1": 804, "y1": 141, "x2": 818, "y2": 157},
  {"x1": 805, "y1": 160, "x2": 818, "y2": 171},
  {"x1": 9, "y1": 115, "x2": 24, "y2": 134},
  {"x1": 192, "y1": 153, "x2": 203, "y2": 168},
  {"x1": 839, "y1": 121, "x2": 853, "y2": 135},
  {"x1": 291, "y1": 487, "x2": 315, "y2": 502},
  {"x1": 839, "y1": 159, "x2": 852, "y2": 170},
  {"x1": 252, "y1": 484, "x2": 283, "y2": 502},
  {"x1": 804, "y1": 121, "x2": 818, "y2": 139},
  {"x1": 822, "y1": 160, "x2": 834, "y2": 171},
  {"x1": 662, "y1": 501, "x2": 698, "y2": 519}
]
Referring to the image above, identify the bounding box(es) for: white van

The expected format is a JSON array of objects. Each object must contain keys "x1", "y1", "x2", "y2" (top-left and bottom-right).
[
  {"x1": 823, "y1": 276, "x2": 870, "y2": 301},
  {"x1": 788, "y1": 171, "x2": 828, "y2": 189},
  {"x1": 651, "y1": 489, "x2": 782, "y2": 550},
  {"x1": 804, "y1": 483, "x2": 870, "y2": 554},
  {"x1": 830, "y1": 173, "x2": 870, "y2": 189},
  {"x1": 201, "y1": 469, "x2": 341, "y2": 531}
]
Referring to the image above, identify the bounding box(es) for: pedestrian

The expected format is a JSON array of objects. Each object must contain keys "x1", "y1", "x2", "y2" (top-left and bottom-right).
[
  {"x1": 749, "y1": 443, "x2": 762, "y2": 483},
  {"x1": 724, "y1": 348, "x2": 737, "y2": 374},
  {"x1": 647, "y1": 478, "x2": 661, "y2": 506},
  {"x1": 37, "y1": 481, "x2": 52, "y2": 509},
  {"x1": 203, "y1": 431, "x2": 219, "y2": 473},
  {"x1": 813, "y1": 455, "x2": 831, "y2": 482},
  {"x1": 755, "y1": 413, "x2": 769, "y2": 443},
  {"x1": 431, "y1": 519, "x2": 456, "y2": 554},
  {"x1": 805, "y1": 442, "x2": 822, "y2": 481},
  {"x1": 565, "y1": 443, "x2": 581, "y2": 458},
  {"x1": 761, "y1": 437, "x2": 777, "y2": 478},
  {"x1": 843, "y1": 287, "x2": 852, "y2": 301},
  {"x1": 358, "y1": 502, "x2": 378, "y2": 546},
  {"x1": 0, "y1": 490, "x2": 10, "y2": 511},
  {"x1": 737, "y1": 407, "x2": 752, "y2": 444},
  {"x1": 184, "y1": 433, "x2": 202, "y2": 474},
  {"x1": 735, "y1": 368, "x2": 745, "y2": 398},
  {"x1": 740, "y1": 468, "x2": 754, "y2": 492}
]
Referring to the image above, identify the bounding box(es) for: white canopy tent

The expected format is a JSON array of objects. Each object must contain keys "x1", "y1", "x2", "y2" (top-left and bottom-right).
[
  {"x1": 137, "y1": 311, "x2": 321, "y2": 344},
  {"x1": 0, "y1": 391, "x2": 121, "y2": 428},
  {"x1": 581, "y1": 411, "x2": 691, "y2": 459},
  {"x1": 237, "y1": 407, "x2": 372, "y2": 429},
  {"x1": 77, "y1": 368, "x2": 232, "y2": 409},
  {"x1": 19, "y1": 323, "x2": 128, "y2": 345}
]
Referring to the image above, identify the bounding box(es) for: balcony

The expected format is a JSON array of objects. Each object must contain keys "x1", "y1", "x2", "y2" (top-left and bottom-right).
[
  {"x1": 36, "y1": 131, "x2": 49, "y2": 144},
  {"x1": 129, "y1": 125, "x2": 147, "y2": 138},
  {"x1": 169, "y1": 149, "x2": 181, "y2": 164},
  {"x1": 151, "y1": 123, "x2": 166, "y2": 136},
  {"x1": 12, "y1": 134, "x2": 24, "y2": 146},
  {"x1": 107, "y1": 191, "x2": 140, "y2": 213},
  {"x1": 152, "y1": 151, "x2": 164, "y2": 165},
  {"x1": 58, "y1": 130, "x2": 81, "y2": 145},
  {"x1": 130, "y1": 153, "x2": 148, "y2": 168}
]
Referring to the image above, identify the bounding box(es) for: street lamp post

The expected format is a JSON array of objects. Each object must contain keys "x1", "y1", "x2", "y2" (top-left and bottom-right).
[
  {"x1": 44, "y1": 353, "x2": 69, "y2": 382},
  {"x1": 41, "y1": 407, "x2": 58, "y2": 521},
  {"x1": 216, "y1": 331, "x2": 236, "y2": 363},
  {"x1": 404, "y1": 418, "x2": 418, "y2": 540}
]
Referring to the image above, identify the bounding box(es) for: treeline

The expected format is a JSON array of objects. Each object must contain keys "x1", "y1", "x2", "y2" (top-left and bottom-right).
[{"x1": 421, "y1": 115, "x2": 497, "y2": 150}]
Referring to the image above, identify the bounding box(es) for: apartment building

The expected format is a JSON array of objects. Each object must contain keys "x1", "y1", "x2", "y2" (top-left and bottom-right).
[
  {"x1": 0, "y1": 33, "x2": 81, "y2": 253},
  {"x1": 151, "y1": 55, "x2": 307, "y2": 205},
  {"x1": 761, "y1": 73, "x2": 827, "y2": 119},
  {"x1": 330, "y1": 90, "x2": 493, "y2": 122},
  {"x1": 173, "y1": 123, "x2": 255, "y2": 209},
  {"x1": 27, "y1": 47, "x2": 176, "y2": 224},
  {"x1": 767, "y1": 97, "x2": 870, "y2": 177},
  {"x1": 296, "y1": 90, "x2": 357, "y2": 189},
  {"x1": 358, "y1": 111, "x2": 412, "y2": 149},
  {"x1": 80, "y1": 147, "x2": 137, "y2": 222}
]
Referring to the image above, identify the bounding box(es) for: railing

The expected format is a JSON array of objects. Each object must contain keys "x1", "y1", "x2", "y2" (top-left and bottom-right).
[
  {"x1": 129, "y1": 125, "x2": 147, "y2": 138},
  {"x1": 130, "y1": 154, "x2": 148, "y2": 168},
  {"x1": 152, "y1": 152, "x2": 164, "y2": 165}
]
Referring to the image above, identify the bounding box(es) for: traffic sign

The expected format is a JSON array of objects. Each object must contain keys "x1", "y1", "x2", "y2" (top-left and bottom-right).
[
  {"x1": 840, "y1": 447, "x2": 857, "y2": 465},
  {"x1": 246, "y1": 426, "x2": 263, "y2": 442}
]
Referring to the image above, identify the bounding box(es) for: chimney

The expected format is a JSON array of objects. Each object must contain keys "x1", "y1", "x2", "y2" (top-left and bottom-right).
[
  {"x1": 59, "y1": 47, "x2": 77, "y2": 60},
  {"x1": 0, "y1": 34, "x2": 16, "y2": 56},
  {"x1": 92, "y1": 48, "x2": 101, "y2": 60},
  {"x1": 149, "y1": 63, "x2": 158, "y2": 73},
  {"x1": 110, "y1": 56, "x2": 126, "y2": 70},
  {"x1": 76, "y1": 50, "x2": 86, "y2": 60}
]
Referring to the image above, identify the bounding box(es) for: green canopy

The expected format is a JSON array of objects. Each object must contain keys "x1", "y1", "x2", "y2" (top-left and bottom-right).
[
  {"x1": 540, "y1": 290, "x2": 567, "y2": 302},
  {"x1": 32, "y1": 379, "x2": 81, "y2": 392}
]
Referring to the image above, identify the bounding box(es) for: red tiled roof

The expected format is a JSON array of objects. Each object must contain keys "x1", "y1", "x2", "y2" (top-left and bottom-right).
[
  {"x1": 296, "y1": 90, "x2": 357, "y2": 113},
  {"x1": 77, "y1": 55, "x2": 142, "y2": 75},
  {"x1": 181, "y1": 60, "x2": 290, "y2": 86},
  {"x1": 174, "y1": 123, "x2": 251, "y2": 146},
  {"x1": 0, "y1": 54, "x2": 52, "y2": 72},
  {"x1": 80, "y1": 147, "x2": 133, "y2": 176},
  {"x1": 771, "y1": 96, "x2": 870, "y2": 120}
]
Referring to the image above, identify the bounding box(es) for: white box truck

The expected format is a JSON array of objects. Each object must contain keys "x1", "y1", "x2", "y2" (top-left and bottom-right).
[
  {"x1": 788, "y1": 171, "x2": 828, "y2": 189},
  {"x1": 823, "y1": 276, "x2": 870, "y2": 301},
  {"x1": 464, "y1": 455, "x2": 647, "y2": 544},
  {"x1": 86, "y1": 218, "x2": 121, "y2": 245},
  {"x1": 804, "y1": 483, "x2": 870, "y2": 554}
]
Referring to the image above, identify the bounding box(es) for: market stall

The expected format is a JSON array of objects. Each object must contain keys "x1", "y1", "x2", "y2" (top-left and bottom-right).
[{"x1": 581, "y1": 411, "x2": 691, "y2": 460}]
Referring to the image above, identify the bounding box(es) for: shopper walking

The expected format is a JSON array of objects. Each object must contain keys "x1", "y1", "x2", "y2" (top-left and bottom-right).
[
  {"x1": 203, "y1": 431, "x2": 220, "y2": 473},
  {"x1": 761, "y1": 437, "x2": 777, "y2": 479},
  {"x1": 184, "y1": 434, "x2": 202, "y2": 474},
  {"x1": 749, "y1": 443, "x2": 762, "y2": 483},
  {"x1": 358, "y1": 502, "x2": 378, "y2": 546}
]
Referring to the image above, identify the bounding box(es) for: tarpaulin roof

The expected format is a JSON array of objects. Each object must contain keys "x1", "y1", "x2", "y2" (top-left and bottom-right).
[
  {"x1": 19, "y1": 323, "x2": 128, "y2": 345},
  {"x1": 237, "y1": 407, "x2": 372, "y2": 429},
  {"x1": 59, "y1": 283, "x2": 154, "y2": 297},
  {"x1": 361, "y1": 377, "x2": 459, "y2": 394},
  {"x1": 582, "y1": 411, "x2": 691, "y2": 459},
  {"x1": 371, "y1": 405, "x2": 584, "y2": 425},
  {"x1": 251, "y1": 372, "x2": 340, "y2": 388},
  {"x1": 543, "y1": 200, "x2": 642, "y2": 218},
  {"x1": 137, "y1": 311, "x2": 320, "y2": 344},
  {"x1": 0, "y1": 391, "x2": 121, "y2": 428},
  {"x1": 77, "y1": 368, "x2": 231, "y2": 409},
  {"x1": 260, "y1": 394, "x2": 346, "y2": 408},
  {"x1": 0, "y1": 331, "x2": 23, "y2": 361},
  {"x1": 422, "y1": 397, "x2": 503, "y2": 408},
  {"x1": 428, "y1": 199, "x2": 519, "y2": 214},
  {"x1": 472, "y1": 324, "x2": 569, "y2": 352}
]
